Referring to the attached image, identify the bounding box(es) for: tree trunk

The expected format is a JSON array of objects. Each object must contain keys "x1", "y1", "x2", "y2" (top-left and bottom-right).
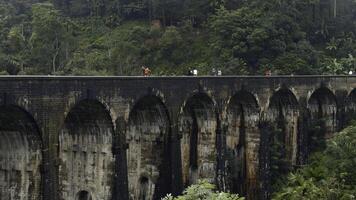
[
  {"x1": 52, "y1": 51, "x2": 58, "y2": 74},
  {"x1": 52, "y1": 35, "x2": 60, "y2": 74}
]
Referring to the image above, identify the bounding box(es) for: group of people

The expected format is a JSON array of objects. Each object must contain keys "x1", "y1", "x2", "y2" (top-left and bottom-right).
[
  {"x1": 187, "y1": 69, "x2": 198, "y2": 76},
  {"x1": 141, "y1": 66, "x2": 221, "y2": 76},
  {"x1": 140, "y1": 65, "x2": 293, "y2": 77},
  {"x1": 187, "y1": 68, "x2": 222, "y2": 76},
  {"x1": 211, "y1": 68, "x2": 222, "y2": 76}
]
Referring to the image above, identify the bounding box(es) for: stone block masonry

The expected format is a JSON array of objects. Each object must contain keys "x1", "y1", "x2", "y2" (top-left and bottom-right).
[{"x1": 0, "y1": 75, "x2": 354, "y2": 200}]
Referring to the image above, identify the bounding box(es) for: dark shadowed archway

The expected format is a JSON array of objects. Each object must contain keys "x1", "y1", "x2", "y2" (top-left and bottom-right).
[
  {"x1": 308, "y1": 87, "x2": 337, "y2": 137},
  {"x1": 76, "y1": 190, "x2": 93, "y2": 200},
  {"x1": 307, "y1": 87, "x2": 337, "y2": 153},
  {"x1": 345, "y1": 89, "x2": 356, "y2": 124},
  {"x1": 59, "y1": 99, "x2": 114, "y2": 200},
  {"x1": 259, "y1": 88, "x2": 300, "y2": 199},
  {"x1": 268, "y1": 88, "x2": 300, "y2": 167},
  {"x1": 225, "y1": 90, "x2": 260, "y2": 199},
  {"x1": 0, "y1": 105, "x2": 42, "y2": 199},
  {"x1": 127, "y1": 95, "x2": 171, "y2": 200},
  {"x1": 179, "y1": 93, "x2": 217, "y2": 187}
]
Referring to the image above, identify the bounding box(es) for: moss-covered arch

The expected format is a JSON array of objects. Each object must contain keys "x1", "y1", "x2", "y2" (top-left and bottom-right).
[
  {"x1": 178, "y1": 92, "x2": 218, "y2": 187},
  {"x1": 308, "y1": 87, "x2": 337, "y2": 137},
  {"x1": 225, "y1": 90, "x2": 260, "y2": 198},
  {"x1": 0, "y1": 105, "x2": 42, "y2": 200},
  {"x1": 126, "y1": 95, "x2": 172, "y2": 200},
  {"x1": 267, "y1": 88, "x2": 300, "y2": 166},
  {"x1": 59, "y1": 99, "x2": 115, "y2": 200}
]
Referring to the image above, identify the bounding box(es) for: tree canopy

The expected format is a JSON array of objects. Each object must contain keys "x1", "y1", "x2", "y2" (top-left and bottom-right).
[{"x1": 0, "y1": 0, "x2": 355, "y2": 75}]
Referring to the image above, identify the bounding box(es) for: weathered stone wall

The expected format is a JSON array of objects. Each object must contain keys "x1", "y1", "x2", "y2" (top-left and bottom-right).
[
  {"x1": 0, "y1": 106, "x2": 42, "y2": 200},
  {"x1": 0, "y1": 76, "x2": 354, "y2": 200},
  {"x1": 179, "y1": 93, "x2": 217, "y2": 187},
  {"x1": 308, "y1": 87, "x2": 338, "y2": 138},
  {"x1": 224, "y1": 90, "x2": 260, "y2": 199},
  {"x1": 59, "y1": 100, "x2": 114, "y2": 200},
  {"x1": 267, "y1": 88, "x2": 299, "y2": 167},
  {"x1": 126, "y1": 95, "x2": 171, "y2": 200}
]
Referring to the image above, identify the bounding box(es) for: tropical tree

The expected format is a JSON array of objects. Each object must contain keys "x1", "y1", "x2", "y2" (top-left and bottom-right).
[{"x1": 30, "y1": 3, "x2": 73, "y2": 74}]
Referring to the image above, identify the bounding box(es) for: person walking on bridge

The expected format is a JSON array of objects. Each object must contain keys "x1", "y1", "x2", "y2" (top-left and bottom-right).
[{"x1": 141, "y1": 66, "x2": 151, "y2": 76}]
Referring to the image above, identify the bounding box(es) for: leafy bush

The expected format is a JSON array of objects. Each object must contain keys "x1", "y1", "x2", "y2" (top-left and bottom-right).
[{"x1": 162, "y1": 180, "x2": 244, "y2": 200}]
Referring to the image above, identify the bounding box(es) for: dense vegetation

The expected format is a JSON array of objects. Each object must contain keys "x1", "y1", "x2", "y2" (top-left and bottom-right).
[
  {"x1": 273, "y1": 123, "x2": 356, "y2": 199},
  {"x1": 0, "y1": 0, "x2": 355, "y2": 75},
  {"x1": 162, "y1": 180, "x2": 244, "y2": 200}
]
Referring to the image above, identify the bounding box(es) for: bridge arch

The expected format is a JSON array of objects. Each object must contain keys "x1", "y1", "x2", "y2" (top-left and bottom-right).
[
  {"x1": 127, "y1": 95, "x2": 172, "y2": 200},
  {"x1": 178, "y1": 92, "x2": 218, "y2": 187},
  {"x1": 76, "y1": 190, "x2": 94, "y2": 200},
  {"x1": 64, "y1": 96, "x2": 117, "y2": 128},
  {"x1": 346, "y1": 88, "x2": 356, "y2": 99},
  {"x1": 345, "y1": 88, "x2": 356, "y2": 123},
  {"x1": 267, "y1": 88, "x2": 300, "y2": 166},
  {"x1": 0, "y1": 105, "x2": 42, "y2": 199},
  {"x1": 59, "y1": 99, "x2": 114, "y2": 200},
  {"x1": 307, "y1": 87, "x2": 337, "y2": 152},
  {"x1": 254, "y1": 88, "x2": 300, "y2": 198},
  {"x1": 308, "y1": 87, "x2": 337, "y2": 135},
  {"x1": 225, "y1": 90, "x2": 260, "y2": 198}
]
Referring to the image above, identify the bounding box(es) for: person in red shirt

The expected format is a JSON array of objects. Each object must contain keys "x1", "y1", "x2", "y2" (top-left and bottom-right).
[
  {"x1": 142, "y1": 66, "x2": 151, "y2": 76},
  {"x1": 265, "y1": 69, "x2": 272, "y2": 76}
]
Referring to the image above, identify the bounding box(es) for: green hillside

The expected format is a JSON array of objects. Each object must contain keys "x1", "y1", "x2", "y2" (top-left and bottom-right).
[{"x1": 0, "y1": 0, "x2": 355, "y2": 75}]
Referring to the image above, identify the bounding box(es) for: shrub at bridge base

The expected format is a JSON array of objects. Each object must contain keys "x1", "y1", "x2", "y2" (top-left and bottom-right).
[{"x1": 162, "y1": 180, "x2": 244, "y2": 200}]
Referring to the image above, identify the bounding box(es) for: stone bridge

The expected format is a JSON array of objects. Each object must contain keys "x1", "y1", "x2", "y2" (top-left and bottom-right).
[{"x1": 1, "y1": 75, "x2": 356, "y2": 200}]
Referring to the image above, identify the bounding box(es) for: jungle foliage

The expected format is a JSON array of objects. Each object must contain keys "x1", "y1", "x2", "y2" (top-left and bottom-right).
[
  {"x1": 162, "y1": 180, "x2": 244, "y2": 200},
  {"x1": 0, "y1": 0, "x2": 355, "y2": 75},
  {"x1": 272, "y1": 123, "x2": 356, "y2": 200}
]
